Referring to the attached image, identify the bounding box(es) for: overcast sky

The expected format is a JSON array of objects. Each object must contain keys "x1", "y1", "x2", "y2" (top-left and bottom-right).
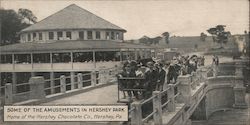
[{"x1": 1, "y1": 0, "x2": 249, "y2": 40}]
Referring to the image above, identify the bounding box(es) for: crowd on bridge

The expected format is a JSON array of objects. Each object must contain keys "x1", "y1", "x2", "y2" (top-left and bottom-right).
[{"x1": 117, "y1": 54, "x2": 206, "y2": 100}]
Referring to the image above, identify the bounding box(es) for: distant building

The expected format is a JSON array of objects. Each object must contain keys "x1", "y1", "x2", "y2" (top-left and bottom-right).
[{"x1": 0, "y1": 4, "x2": 155, "y2": 94}]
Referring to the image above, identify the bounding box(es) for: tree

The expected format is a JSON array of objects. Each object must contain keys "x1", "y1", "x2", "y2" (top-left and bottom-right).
[
  {"x1": 200, "y1": 32, "x2": 207, "y2": 42},
  {"x1": 18, "y1": 8, "x2": 37, "y2": 24},
  {"x1": 162, "y1": 32, "x2": 170, "y2": 44},
  {"x1": 1, "y1": 8, "x2": 32, "y2": 45},
  {"x1": 207, "y1": 25, "x2": 231, "y2": 48}
]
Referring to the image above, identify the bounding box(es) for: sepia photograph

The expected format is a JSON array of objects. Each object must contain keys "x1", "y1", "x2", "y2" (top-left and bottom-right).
[{"x1": 0, "y1": 0, "x2": 249, "y2": 125}]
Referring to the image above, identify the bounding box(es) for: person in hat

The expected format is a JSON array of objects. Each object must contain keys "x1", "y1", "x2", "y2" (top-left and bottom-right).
[
  {"x1": 156, "y1": 63, "x2": 166, "y2": 91},
  {"x1": 119, "y1": 63, "x2": 136, "y2": 99},
  {"x1": 143, "y1": 61, "x2": 158, "y2": 98}
]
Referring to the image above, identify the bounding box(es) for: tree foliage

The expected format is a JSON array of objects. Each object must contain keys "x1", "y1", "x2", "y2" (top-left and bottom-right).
[
  {"x1": 207, "y1": 25, "x2": 231, "y2": 48},
  {"x1": 1, "y1": 8, "x2": 33, "y2": 45},
  {"x1": 18, "y1": 8, "x2": 37, "y2": 24},
  {"x1": 162, "y1": 32, "x2": 170, "y2": 44},
  {"x1": 200, "y1": 32, "x2": 207, "y2": 42}
]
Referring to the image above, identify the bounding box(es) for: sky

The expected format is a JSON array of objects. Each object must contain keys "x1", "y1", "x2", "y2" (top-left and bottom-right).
[{"x1": 1, "y1": 0, "x2": 249, "y2": 40}]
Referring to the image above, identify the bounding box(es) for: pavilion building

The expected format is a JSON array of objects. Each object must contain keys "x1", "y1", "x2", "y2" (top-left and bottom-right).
[{"x1": 0, "y1": 4, "x2": 155, "y2": 94}]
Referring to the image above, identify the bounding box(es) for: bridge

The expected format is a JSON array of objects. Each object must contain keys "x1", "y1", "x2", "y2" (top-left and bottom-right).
[{"x1": 0, "y1": 58, "x2": 249, "y2": 125}]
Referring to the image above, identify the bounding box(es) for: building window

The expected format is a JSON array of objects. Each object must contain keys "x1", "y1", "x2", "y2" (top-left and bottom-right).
[
  {"x1": 33, "y1": 33, "x2": 36, "y2": 40},
  {"x1": 96, "y1": 31, "x2": 100, "y2": 39},
  {"x1": 111, "y1": 32, "x2": 115, "y2": 40},
  {"x1": 0, "y1": 54, "x2": 12, "y2": 64},
  {"x1": 79, "y1": 31, "x2": 84, "y2": 40},
  {"x1": 57, "y1": 31, "x2": 63, "y2": 40},
  {"x1": 87, "y1": 31, "x2": 92, "y2": 39},
  {"x1": 33, "y1": 53, "x2": 50, "y2": 63},
  {"x1": 106, "y1": 32, "x2": 110, "y2": 39},
  {"x1": 49, "y1": 32, "x2": 54, "y2": 40},
  {"x1": 28, "y1": 34, "x2": 31, "y2": 41},
  {"x1": 66, "y1": 31, "x2": 71, "y2": 40},
  {"x1": 39, "y1": 33, "x2": 42, "y2": 40},
  {"x1": 116, "y1": 32, "x2": 119, "y2": 40}
]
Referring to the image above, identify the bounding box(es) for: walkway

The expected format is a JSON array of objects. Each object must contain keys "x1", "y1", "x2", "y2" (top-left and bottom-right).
[{"x1": 42, "y1": 84, "x2": 120, "y2": 105}]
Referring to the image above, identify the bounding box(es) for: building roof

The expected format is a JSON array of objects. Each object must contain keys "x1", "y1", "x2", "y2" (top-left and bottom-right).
[
  {"x1": 21, "y1": 4, "x2": 126, "y2": 33},
  {"x1": 0, "y1": 41, "x2": 153, "y2": 53}
]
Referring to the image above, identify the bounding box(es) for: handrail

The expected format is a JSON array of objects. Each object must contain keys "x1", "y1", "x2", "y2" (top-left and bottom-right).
[
  {"x1": 129, "y1": 107, "x2": 135, "y2": 113},
  {"x1": 118, "y1": 77, "x2": 145, "y2": 80},
  {"x1": 141, "y1": 95, "x2": 157, "y2": 105},
  {"x1": 14, "y1": 91, "x2": 31, "y2": 96},
  {"x1": 82, "y1": 79, "x2": 91, "y2": 83},
  {"x1": 82, "y1": 73, "x2": 91, "y2": 76},
  {"x1": 174, "y1": 92, "x2": 180, "y2": 98},
  {"x1": 142, "y1": 110, "x2": 157, "y2": 123},
  {"x1": 15, "y1": 82, "x2": 30, "y2": 87},
  {"x1": 161, "y1": 100, "x2": 170, "y2": 108},
  {"x1": 161, "y1": 86, "x2": 170, "y2": 94}
]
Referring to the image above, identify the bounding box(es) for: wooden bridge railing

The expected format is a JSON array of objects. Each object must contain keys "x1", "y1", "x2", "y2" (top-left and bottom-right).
[
  {"x1": 0, "y1": 67, "x2": 119, "y2": 107},
  {"x1": 129, "y1": 66, "x2": 209, "y2": 125}
]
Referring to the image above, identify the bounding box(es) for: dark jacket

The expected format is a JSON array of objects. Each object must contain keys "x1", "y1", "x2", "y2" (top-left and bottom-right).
[
  {"x1": 144, "y1": 69, "x2": 158, "y2": 91},
  {"x1": 157, "y1": 69, "x2": 166, "y2": 85}
]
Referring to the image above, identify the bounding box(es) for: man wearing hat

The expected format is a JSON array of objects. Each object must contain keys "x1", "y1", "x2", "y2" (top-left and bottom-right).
[
  {"x1": 143, "y1": 61, "x2": 158, "y2": 98},
  {"x1": 156, "y1": 63, "x2": 166, "y2": 91}
]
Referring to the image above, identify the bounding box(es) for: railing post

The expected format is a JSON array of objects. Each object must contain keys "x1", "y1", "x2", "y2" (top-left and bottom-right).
[
  {"x1": 60, "y1": 75, "x2": 66, "y2": 93},
  {"x1": 5, "y1": 83, "x2": 13, "y2": 105},
  {"x1": 131, "y1": 101, "x2": 143, "y2": 125},
  {"x1": 167, "y1": 84, "x2": 176, "y2": 112},
  {"x1": 176, "y1": 75, "x2": 192, "y2": 105},
  {"x1": 200, "y1": 68, "x2": 207, "y2": 82},
  {"x1": 153, "y1": 91, "x2": 162, "y2": 125},
  {"x1": 192, "y1": 72, "x2": 197, "y2": 89},
  {"x1": 77, "y1": 73, "x2": 83, "y2": 89},
  {"x1": 212, "y1": 64, "x2": 218, "y2": 77},
  {"x1": 190, "y1": 72, "x2": 196, "y2": 90},
  {"x1": 99, "y1": 69, "x2": 107, "y2": 84},
  {"x1": 70, "y1": 72, "x2": 75, "y2": 90},
  {"x1": 29, "y1": 77, "x2": 45, "y2": 100},
  {"x1": 50, "y1": 72, "x2": 55, "y2": 94},
  {"x1": 91, "y1": 71, "x2": 97, "y2": 87}
]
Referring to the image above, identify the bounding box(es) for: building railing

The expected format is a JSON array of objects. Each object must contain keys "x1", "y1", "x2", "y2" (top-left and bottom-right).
[{"x1": 0, "y1": 67, "x2": 119, "y2": 107}]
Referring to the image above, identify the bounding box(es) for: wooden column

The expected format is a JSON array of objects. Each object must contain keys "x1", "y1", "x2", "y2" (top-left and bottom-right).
[
  {"x1": 12, "y1": 54, "x2": 15, "y2": 70},
  {"x1": 131, "y1": 101, "x2": 142, "y2": 125},
  {"x1": 60, "y1": 75, "x2": 66, "y2": 93},
  {"x1": 93, "y1": 51, "x2": 96, "y2": 68},
  {"x1": 71, "y1": 51, "x2": 73, "y2": 69},
  {"x1": 70, "y1": 72, "x2": 75, "y2": 90},
  {"x1": 50, "y1": 52, "x2": 53, "y2": 69},
  {"x1": 5, "y1": 83, "x2": 13, "y2": 105},
  {"x1": 153, "y1": 91, "x2": 163, "y2": 124},
  {"x1": 29, "y1": 77, "x2": 45, "y2": 100},
  {"x1": 31, "y1": 53, "x2": 33, "y2": 69}
]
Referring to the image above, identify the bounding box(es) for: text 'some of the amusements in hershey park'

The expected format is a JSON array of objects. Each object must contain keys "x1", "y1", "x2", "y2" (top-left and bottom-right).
[{"x1": 4, "y1": 106, "x2": 128, "y2": 121}]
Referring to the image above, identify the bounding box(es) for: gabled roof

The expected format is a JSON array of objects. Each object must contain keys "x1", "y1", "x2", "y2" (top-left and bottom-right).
[
  {"x1": 0, "y1": 40, "x2": 153, "y2": 53},
  {"x1": 21, "y1": 4, "x2": 126, "y2": 33}
]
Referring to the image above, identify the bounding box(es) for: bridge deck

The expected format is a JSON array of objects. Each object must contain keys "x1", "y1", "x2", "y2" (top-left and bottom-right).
[{"x1": 42, "y1": 84, "x2": 121, "y2": 105}]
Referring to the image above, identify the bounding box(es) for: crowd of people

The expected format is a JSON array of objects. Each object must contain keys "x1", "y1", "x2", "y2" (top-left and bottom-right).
[{"x1": 117, "y1": 54, "x2": 205, "y2": 100}]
